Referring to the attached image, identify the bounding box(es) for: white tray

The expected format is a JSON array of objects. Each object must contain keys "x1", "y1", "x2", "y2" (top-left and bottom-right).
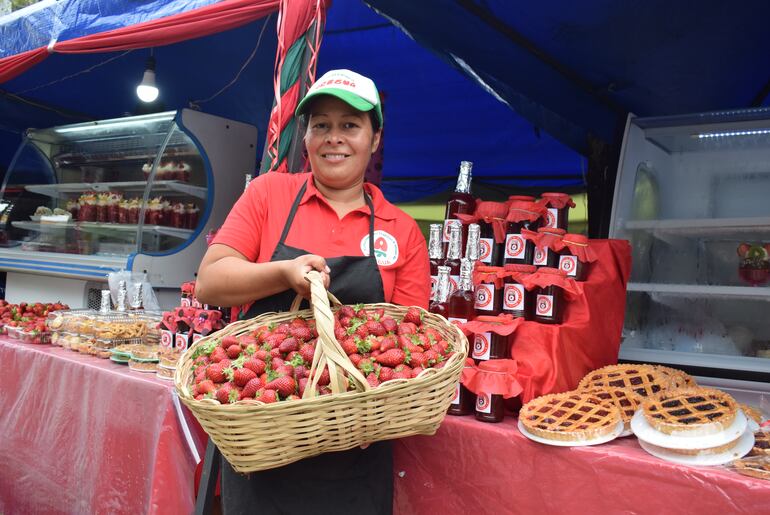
[
  {"x1": 638, "y1": 430, "x2": 754, "y2": 466},
  {"x1": 517, "y1": 418, "x2": 624, "y2": 447},
  {"x1": 631, "y1": 409, "x2": 748, "y2": 450}
]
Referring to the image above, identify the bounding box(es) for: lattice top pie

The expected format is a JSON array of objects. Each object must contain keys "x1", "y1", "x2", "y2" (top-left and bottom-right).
[
  {"x1": 520, "y1": 391, "x2": 621, "y2": 442},
  {"x1": 578, "y1": 364, "x2": 672, "y2": 398},
  {"x1": 750, "y1": 431, "x2": 770, "y2": 457},
  {"x1": 580, "y1": 387, "x2": 641, "y2": 429},
  {"x1": 731, "y1": 456, "x2": 770, "y2": 481},
  {"x1": 653, "y1": 365, "x2": 696, "y2": 389},
  {"x1": 642, "y1": 387, "x2": 738, "y2": 435}
]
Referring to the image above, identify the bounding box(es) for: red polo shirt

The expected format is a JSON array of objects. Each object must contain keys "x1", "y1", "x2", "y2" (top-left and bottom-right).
[{"x1": 212, "y1": 172, "x2": 430, "y2": 308}]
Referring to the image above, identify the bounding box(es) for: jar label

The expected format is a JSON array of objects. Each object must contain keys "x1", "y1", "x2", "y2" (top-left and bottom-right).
[
  {"x1": 559, "y1": 255, "x2": 578, "y2": 277},
  {"x1": 447, "y1": 316, "x2": 468, "y2": 324},
  {"x1": 533, "y1": 246, "x2": 548, "y2": 266},
  {"x1": 479, "y1": 237, "x2": 493, "y2": 264},
  {"x1": 160, "y1": 329, "x2": 174, "y2": 349},
  {"x1": 180, "y1": 297, "x2": 191, "y2": 307},
  {"x1": 450, "y1": 274, "x2": 460, "y2": 296},
  {"x1": 472, "y1": 332, "x2": 492, "y2": 360},
  {"x1": 504, "y1": 233, "x2": 525, "y2": 259},
  {"x1": 536, "y1": 294, "x2": 554, "y2": 317},
  {"x1": 192, "y1": 333, "x2": 203, "y2": 344},
  {"x1": 545, "y1": 207, "x2": 558, "y2": 229},
  {"x1": 451, "y1": 383, "x2": 460, "y2": 405},
  {"x1": 192, "y1": 298, "x2": 203, "y2": 308},
  {"x1": 443, "y1": 218, "x2": 462, "y2": 243},
  {"x1": 476, "y1": 392, "x2": 492, "y2": 414},
  {"x1": 503, "y1": 283, "x2": 525, "y2": 311},
  {"x1": 175, "y1": 332, "x2": 190, "y2": 351},
  {"x1": 474, "y1": 283, "x2": 495, "y2": 311}
]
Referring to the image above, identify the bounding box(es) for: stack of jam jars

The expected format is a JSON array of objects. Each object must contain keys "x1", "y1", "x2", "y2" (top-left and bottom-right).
[{"x1": 503, "y1": 196, "x2": 547, "y2": 266}]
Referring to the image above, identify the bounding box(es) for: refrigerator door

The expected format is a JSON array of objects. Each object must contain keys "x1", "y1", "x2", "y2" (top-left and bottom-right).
[{"x1": 610, "y1": 109, "x2": 770, "y2": 387}]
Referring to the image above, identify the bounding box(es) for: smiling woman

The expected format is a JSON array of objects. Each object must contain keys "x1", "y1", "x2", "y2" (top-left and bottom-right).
[{"x1": 194, "y1": 69, "x2": 430, "y2": 515}]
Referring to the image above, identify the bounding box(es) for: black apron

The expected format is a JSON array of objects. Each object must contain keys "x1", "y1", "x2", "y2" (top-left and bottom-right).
[{"x1": 222, "y1": 179, "x2": 392, "y2": 515}]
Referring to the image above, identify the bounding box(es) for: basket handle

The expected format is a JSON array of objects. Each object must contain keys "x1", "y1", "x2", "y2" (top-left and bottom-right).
[
  {"x1": 288, "y1": 282, "x2": 342, "y2": 313},
  {"x1": 301, "y1": 270, "x2": 370, "y2": 398}
]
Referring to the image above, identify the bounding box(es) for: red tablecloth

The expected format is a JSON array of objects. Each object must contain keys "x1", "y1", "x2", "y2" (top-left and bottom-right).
[
  {"x1": 393, "y1": 415, "x2": 770, "y2": 514},
  {"x1": 0, "y1": 338, "x2": 204, "y2": 514}
]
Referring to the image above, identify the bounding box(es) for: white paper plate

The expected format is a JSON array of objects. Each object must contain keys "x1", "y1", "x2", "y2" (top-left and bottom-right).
[
  {"x1": 631, "y1": 409, "x2": 748, "y2": 449},
  {"x1": 638, "y1": 429, "x2": 754, "y2": 466},
  {"x1": 517, "y1": 418, "x2": 624, "y2": 447}
]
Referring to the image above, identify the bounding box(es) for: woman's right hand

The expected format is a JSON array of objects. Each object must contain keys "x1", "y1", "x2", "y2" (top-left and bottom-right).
[{"x1": 283, "y1": 254, "x2": 331, "y2": 298}]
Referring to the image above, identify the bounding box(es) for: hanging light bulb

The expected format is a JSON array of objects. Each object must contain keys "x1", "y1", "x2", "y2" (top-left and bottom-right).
[{"x1": 136, "y1": 53, "x2": 159, "y2": 103}]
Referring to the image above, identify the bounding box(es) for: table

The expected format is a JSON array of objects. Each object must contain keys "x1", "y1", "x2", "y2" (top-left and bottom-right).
[
  {"x1": 0, "y1": 338, "x2": 204, "y2": 515},
  {"x1": 392, "y1": 415, "x2": 770, "y2": 514}
]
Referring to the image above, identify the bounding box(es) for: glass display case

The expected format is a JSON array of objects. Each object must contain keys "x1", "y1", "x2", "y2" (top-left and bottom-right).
[
  {"x1": 610, "y1": 108, "x2": 770, "y2": 391},
  {"x1": 0, "y1": 109, "x2": 257, "y2": 308}
]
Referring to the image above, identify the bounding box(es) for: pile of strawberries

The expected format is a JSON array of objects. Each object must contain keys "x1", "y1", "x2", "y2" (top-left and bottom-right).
[
  {"x1": 189, "y1": 305, "x2": 456, "y2": 404},
  {"x1": 1, "y1": 300, "x2": 68, "y2": 340}
]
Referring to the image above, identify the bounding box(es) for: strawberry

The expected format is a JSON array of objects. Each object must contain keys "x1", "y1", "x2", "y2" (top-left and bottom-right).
[
  {"x1": 221, "y1": 335, "x2": 239, "y2": 349},
  {"x1": 409, "y1": 352, "x2": 428, "y2": 368},
  {"x1": 278, "y1": 337, "x2": 299, "y2": 354},
  {"x1": 276, "y1": 364, "x2": 294, "y2": 377},
  {"x1": 215, "y1": 382, "x2": 237, "y2": 404},
  {"x1": 194, "y1": 370, "x2": 207, "y2": 384},
  {"x1": 368, "y1": 337, "x2": 381, "y2": 352},
  {"x1": 317, "y1": 367, "x2": 330, "y2": 386},
  {"x1": 198, "y1": 379, "x2": 216, "y2": 394},
  {"x1": 243, "y1": 357, "x2": 265, "y2": 375},
  {"x1": 338, "y1": 305, "x2": 355, "y2": 319},
  {"x1": 257, "y1": 389, "x2": 278, "y2": 403},
  {"x1": 219, "y1": 359, "x2": 232, "y2": 369},
  {"x1": 271, "y1": 357, "x2": 285, "y2": 370},
  {"x1": 340, "y1": 337, "x2": 358, "y2": 355},
  {"x1": 240, "y1": 377, "x2": 263, "y2": 399},
  {"x1": 348, "y1": 353, "x2": 363, "y2": 367},
  {"x1": 194, "y1": 364, "x2": 207, "y2": 377},
  {"x1": 194, "y1": 394, "x2": 204, "y2": 401},
  {"x1": 210, "y1": 346, "x2": 228, "y2": 363},
  {"x1": 380, "y1": 316, "x2": 397, "y2": 333},
  {"x1": 293, "y1": 365, "x2": 308, "y2": 379},
  {"x1": 299, "y1": 344, "x2": 315, "y2": 364},
  {"x1": 423, "y1": 349, "x2": 440, "y2": 366},
  {"x1": 397, "y1": 322, "x2": 417, "y2": 335},
  {"x1": 274, "y1": 323, "x2": 291, "y2": 335},
  {"x1": 270, "y1": 347, "x2": 282, "y2": 358},
  {"x1": 357, "y1": 358, "x2": 375, "y2": 375},
  {"x1": 365, "y1": 321, "x2": 386, "y2": 337},
  {"x1": 335, "y1": 326, "x2": 348, "y2": 340},
  {"x1": 380, "y1": 336, "x2": 397, "y2": 352},
  {"x1": 354, "y1": 306, "x2": 367, "y2": 319},
  {"x1": 354, "y1": 324, "x2": 370, "y2": 339},
  {"x1": 266, "y1": 375, "x2": 296, "y2": 397},
  {"x1": 265, "y1": 333, "x2": 287, "y2": 348},
  {"x1": 393, "y1": 364, "x2": 413, "y2": 380},
  {"x1": 226, "y1": 344, "x2": 242, "y2": 359},
  {"x1": 298, "y1": 377, "x2": 309, "y2": 397},
  {"x1": 286, "y1": 394, "x2": 301, "y2": 401},
  {"x1": 289, "y1": 325, "x2": 312, "y2": 341},
  {"x1": 379, "y1": 366, "x2": 394, "y2": 382},
  {"x1": 206, "y1": 363, "x2": 226, "y2": 383},
  {"x1": 254, "y1": 349, "x2": 269, "y2": 361},
  {"x1": 411, "y1": 366, "x2": 425, "y2": 378},
  {"x1": 403, "y1": 307, "x2": 423, "y2": 326},
  {"x1": 376, "y1": 349, "x2": 406, "y2": 367},
  {"x1": 366, "y1": 372, "x2": 380, "y2": 388},
  {"x1": 233, "y1": 367, "x2": 257, "y2": 387}
]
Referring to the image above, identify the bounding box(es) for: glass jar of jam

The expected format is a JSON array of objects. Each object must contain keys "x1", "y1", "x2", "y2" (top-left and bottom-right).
[
  {"x1": 502, "y1": 264, "x2": 536, "y2": 319},
  {"x1": 448, "y1": 258, "x2": 476, "y2": 325},
  {"x1": 559, "y1": 233, "x2": 590, "y2": 281},
  {"x1": 471, "y1": 329, "x2": 509, "y2": 362},
  {"x1": 532, "y1": 227, "x2": 565, "y2": 268},
  {"x1": 540, "y1": 192, "x2": 575, "y2": 231},
  {"x1": 473, "y1": 265, "x2": 503, "y2": 317},
  {"x1": 503, "y1": 198, "x2": 545, "y2": 266},
  {"x1": 475, "y1": 388, "x2": 505, "y2": 423},
  {"x1": 532, "y1": 267, "x2": 566, "y2": 324},
  {"x1": 474, "y1": 201, "x2": 508, "y2": 267},
  {"x1": 448, "y1": 359, "x2": 476, "y2": 416}
]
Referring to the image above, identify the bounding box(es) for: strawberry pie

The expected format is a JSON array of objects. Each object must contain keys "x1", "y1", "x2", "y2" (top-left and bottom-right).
[{"x1": 520, "y1": 391, "x2": 621, "y2": 442}]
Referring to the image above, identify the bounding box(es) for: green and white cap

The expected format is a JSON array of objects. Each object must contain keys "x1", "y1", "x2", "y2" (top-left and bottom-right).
[{"x1": 295, "y1": 69, "x2": 383, "y2": 126}]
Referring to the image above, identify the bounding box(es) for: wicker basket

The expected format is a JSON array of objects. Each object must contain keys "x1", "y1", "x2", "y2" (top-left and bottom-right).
[{"x1": 174, "y1": 271, "x2": 468, "y2": 473}]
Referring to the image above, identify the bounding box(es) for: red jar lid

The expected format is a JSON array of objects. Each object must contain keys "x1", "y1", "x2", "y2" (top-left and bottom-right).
[
  {"x1": 503, "y1": 264, "x2": 536, "y2": 273},
  {"x1": 563, "y1": 233, "x2": 589, "y2": 245},
  {"x1": 537, "y1": 227, "x2": 566, "y2": 236},
  {"x1": 508, "y1": 195, "x2": 536, "y2": 202},
  {"x1": 475, "y1": 200, "x2": 508, "y2": 219},
  {"x1": 536, "y1": 266, "x2": 568, "y2": 276},
  {"x1": 475, "y1": 265, "x2": 504, "y2": 273}
]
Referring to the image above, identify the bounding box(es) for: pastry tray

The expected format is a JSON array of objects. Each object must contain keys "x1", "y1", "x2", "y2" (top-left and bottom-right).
[
  {"x1": 631, "y1": 409, "x2": 748, "y2": 449},
  {"x1": 638, "y1": 430, "x2": 754, "y2": 466},
  {"x1": 517, "y1": 418, "x2": 624, "y2": 447}
]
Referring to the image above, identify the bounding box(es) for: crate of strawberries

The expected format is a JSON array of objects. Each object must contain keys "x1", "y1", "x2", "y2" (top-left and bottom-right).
[{"x1": 175, "y1": 271, "x2": 468, "y2": 473}]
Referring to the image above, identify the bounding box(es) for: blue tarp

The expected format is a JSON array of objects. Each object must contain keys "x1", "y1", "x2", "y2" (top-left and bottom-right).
[{"x1": 1, "y1": 0, "x2": 768, "y2": 203}]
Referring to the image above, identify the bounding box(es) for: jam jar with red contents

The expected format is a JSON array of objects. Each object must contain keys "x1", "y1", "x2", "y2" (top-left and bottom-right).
[
  {"x1": 559, "y1": 233, "x2": 590, "y2": 281},
  {"x1": 473, "y1": 265, "x2": 503, "y2": 317},
  {"x1": 448, "y1": 359, "x2": 476, "y2": 416},
  {"x1": 430, "y1": 266, "x2": 452, "y2": 317},
  {"x1": 448, "y1": 258, "x2": 476, "y2": 325},
  {"x1": 474, "y1": 201, "x2": 508, "y2": 267},
  {"x1": 470, "y1": 316, "x2": 510, "y2": 362},
  {"x1": 502, "y1": 264, "x2": 536, "y2": 319},
  {"x1": 532, "y1": 267, "x2": 566, "y2": 324},
  {"x1": 503, "y1": 197, "x2": 544, "y2": 266},
  {"x1": 540, "y1": 192, "x2": 575, "y2": 231},
  {"x1": 532, "y1": 227, "x2": 565, "y2": 268}
]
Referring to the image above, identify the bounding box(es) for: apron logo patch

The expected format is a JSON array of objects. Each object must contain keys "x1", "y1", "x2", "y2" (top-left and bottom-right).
[{"x1": 361, "y1": 230, "x2": 399, "y2": 266}]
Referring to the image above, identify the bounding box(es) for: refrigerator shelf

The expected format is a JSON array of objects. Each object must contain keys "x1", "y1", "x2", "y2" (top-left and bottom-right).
[
  {"x1": 627, "y1": 282, "x2": 770, "y2": 300},
  {"x1": 25, "y1": 180, "x2": 207, "y2": 200},
  {"x1": 625, "y1": 216, "x2": 770, "y2": 238},
  {"x1": 12, "y1": 221, "x2": 193, "y2": 239}
]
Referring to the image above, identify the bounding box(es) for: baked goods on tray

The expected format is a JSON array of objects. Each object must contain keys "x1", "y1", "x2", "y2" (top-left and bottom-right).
[
  {"x1": 581, "y1": 387, "x2": 641, "y2": 430},
  {"x1": 578, "y1": 364, "x2": 674, "y2": 398},
  {"x1": 642, "y1": 387, "x2": 737, "y2": 436},
  {"x1": 731, "y1": 456, "x2": 770, "y2": 480},
  {"x1": 520, "y1": 391, "x2": 621, "y2": 442},
  {"x1": 749, "y1": 431, "x2": 770, "y2": 457}
]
